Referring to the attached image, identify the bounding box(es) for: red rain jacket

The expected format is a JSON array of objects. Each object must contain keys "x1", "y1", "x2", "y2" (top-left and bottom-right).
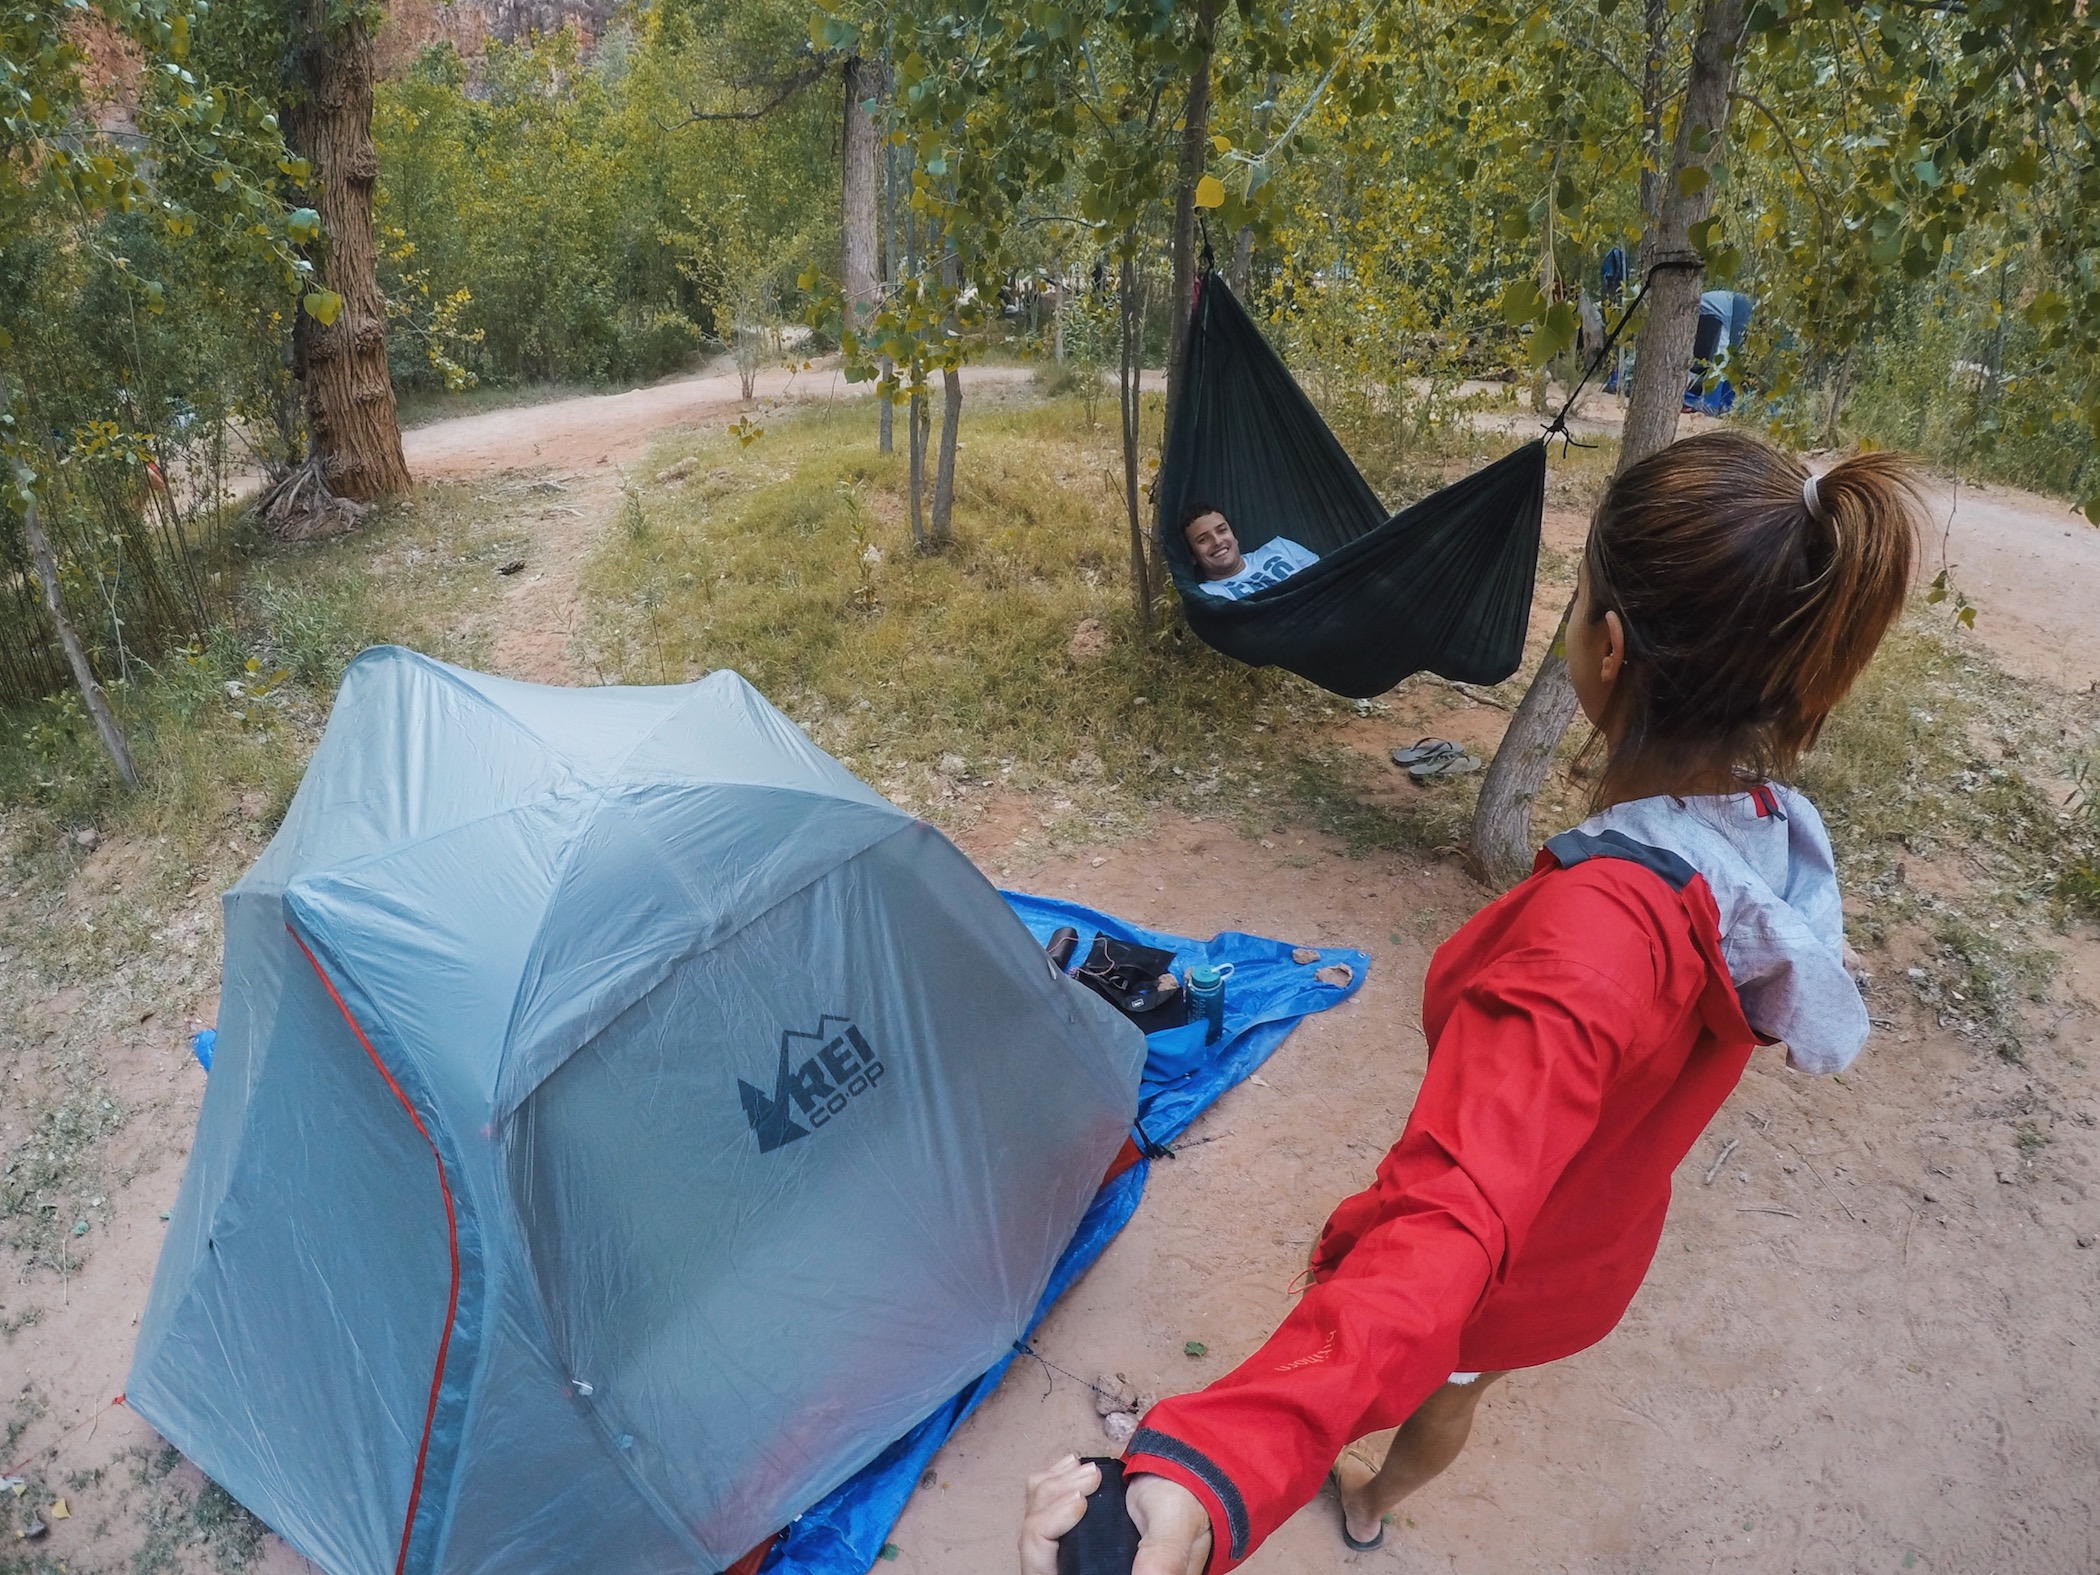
[{"x1": 1123, "y1": 839, "x2": 1759, "y2": 1571}]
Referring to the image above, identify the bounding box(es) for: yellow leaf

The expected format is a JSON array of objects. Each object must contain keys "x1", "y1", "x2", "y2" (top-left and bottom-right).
[
  {"x1": 1209, "y1": 134, "x2": 1232, "y2": 154},
  {"x1": 1193, "y1": 175, "x2": 1226, "y2": 210},
  {"x1": 51, "y1": 1498, "x2": 70, "y2": 1519}
]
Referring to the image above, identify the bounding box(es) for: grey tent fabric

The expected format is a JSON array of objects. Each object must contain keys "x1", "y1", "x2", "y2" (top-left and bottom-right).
[{"x1": 129, "y1": 646, "x2": 1145, "y2": 1574}]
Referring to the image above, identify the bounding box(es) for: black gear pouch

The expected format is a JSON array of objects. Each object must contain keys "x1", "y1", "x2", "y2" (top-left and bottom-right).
[{"x1": 1071, "y1": 935, "x2": 1189, "y2": 1030}]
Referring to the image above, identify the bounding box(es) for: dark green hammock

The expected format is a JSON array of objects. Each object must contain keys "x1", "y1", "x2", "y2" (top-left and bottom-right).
[{"x1": 1157, "y1": 274, "x2": 1547, "y2": 699}]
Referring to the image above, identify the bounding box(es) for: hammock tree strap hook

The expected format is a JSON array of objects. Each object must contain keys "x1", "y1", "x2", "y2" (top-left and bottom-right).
[{"x1": 1541, "y1": 250, "x2": 1705, "y2": 455}]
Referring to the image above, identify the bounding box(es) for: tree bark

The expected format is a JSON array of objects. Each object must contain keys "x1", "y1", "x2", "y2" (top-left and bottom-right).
[
  {"x1": 842, "y1": 55, "x2": 881, "y2": 341},
  {"x1": 1229, "y1": 226, "x2": 1253, "y2": 295},
  {"x1": 25, "y1": 502, "x2": 140, "y2": 790},
  {"x1": 284, "y1": 0, "x2": 409, "y2": 501},
  {"x1": 879, "y1": 125, "x2": 898, "y2": 454},
  {"x1": 929, "y1": 241, "x2": 961, "y2": 546},
  {"x1": 1118, "y1": 250, "x2": 1153, "y2": 626},
  {"x1": 1164, "y1": 0, "x2": 1220, "y2": 437},
  {"x1": 931, "y1": 366, "x2": 961, "y2": 545},
  {"x1": 907, "y1": 388, "x2": 928, "y2": 548},
  {"x1": 1469, "y1": 0, "x2": 1745, "y2": 886}
]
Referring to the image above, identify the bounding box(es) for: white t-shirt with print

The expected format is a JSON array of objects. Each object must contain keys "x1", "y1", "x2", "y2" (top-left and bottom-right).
[{"x1": 1195, "y1": 536, "x2": 1318, "y2": 600}]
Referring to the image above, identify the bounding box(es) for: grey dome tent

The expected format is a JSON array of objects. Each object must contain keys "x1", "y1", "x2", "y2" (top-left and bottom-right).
[{"x1": 128, "y1": 646, "x2": 1146, "y2": 1575}]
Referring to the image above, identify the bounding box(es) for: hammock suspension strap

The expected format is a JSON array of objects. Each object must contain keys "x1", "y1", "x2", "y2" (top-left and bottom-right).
[{"x1": 1541, "y1": 249, "x2": 1705, "y2": 454}]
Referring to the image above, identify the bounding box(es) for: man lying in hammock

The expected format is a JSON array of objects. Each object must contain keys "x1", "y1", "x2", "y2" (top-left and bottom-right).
[{"x1": 1182, "y1": 502, "x2": 1318, "y2": 600}]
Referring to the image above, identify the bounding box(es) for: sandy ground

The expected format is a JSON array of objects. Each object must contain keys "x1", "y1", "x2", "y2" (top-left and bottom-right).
[{"x1": 6, "y1": 372, "x2": 2099, "y2": 1574}]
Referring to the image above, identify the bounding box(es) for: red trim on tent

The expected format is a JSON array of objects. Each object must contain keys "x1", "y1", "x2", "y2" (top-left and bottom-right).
[
  {"x1": 1102, "y1": 1135, "x2": 1144, "y2": 1187},
  {"x1": 725, "y1": 1534, "x2": 778, "y2": 1575},
  {"x1": 292, "y1": 927, "x2": 462, "y2": 1575}
]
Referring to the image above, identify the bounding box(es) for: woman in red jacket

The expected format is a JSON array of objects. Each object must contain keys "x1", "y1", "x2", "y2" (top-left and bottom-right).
[{"x1": 1022, "y1": 431, "x2": 1924, "y2": 1573}]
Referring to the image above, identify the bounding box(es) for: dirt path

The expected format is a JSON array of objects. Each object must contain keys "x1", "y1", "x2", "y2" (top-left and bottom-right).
[{"x1": 403, "y1": 359, "x2": 1036, "y2": 682}]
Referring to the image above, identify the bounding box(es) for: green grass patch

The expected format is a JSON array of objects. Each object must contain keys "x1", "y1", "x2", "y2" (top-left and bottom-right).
[
  {"x1": 0, "y1": 482, "x2": 523, "y2": 1281},
  {"x1": 1799, "y1": 615, "x2": 2095, "y2": 1056},
  {"x1": 581, "y1": 396, "x2": 1377, "y2": 841}
]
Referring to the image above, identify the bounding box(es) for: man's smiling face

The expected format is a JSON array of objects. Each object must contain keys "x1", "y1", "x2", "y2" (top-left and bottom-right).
[{"x1": 1184, "y1": 510, "x2": 1244, "y2": 581}]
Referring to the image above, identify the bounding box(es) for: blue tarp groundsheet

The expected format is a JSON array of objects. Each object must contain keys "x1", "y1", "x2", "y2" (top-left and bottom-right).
[
  {"x1": 188, "y1": 893, "x2": 1366, "y2": 1575},
  {"x1": 753, "y1": 893, "x2": 1366, "y2": 1574}
]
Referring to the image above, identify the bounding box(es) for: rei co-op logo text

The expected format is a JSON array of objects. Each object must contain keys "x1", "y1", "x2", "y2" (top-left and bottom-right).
[{"x1": 738, "y1": 1015, "x2": 887, "y2": 1154}]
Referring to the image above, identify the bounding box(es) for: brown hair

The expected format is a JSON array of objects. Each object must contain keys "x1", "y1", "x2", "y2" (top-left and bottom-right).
[{"x1": 1581, "y1": 430, "x2": 1923, "y2": 799}]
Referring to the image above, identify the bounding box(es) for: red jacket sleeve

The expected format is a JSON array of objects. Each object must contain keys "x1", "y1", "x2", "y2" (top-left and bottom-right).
[{"x1": 1123, "y1": 875, "x2": 1660, "y2": 1571}]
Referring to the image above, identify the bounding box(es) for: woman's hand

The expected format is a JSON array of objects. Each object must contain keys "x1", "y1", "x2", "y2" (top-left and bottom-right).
[
  {"x1": 1127, "y1": 1473, "x2": 1214, "y2": 1575},
  {"x1": 1019, "y1": 1455, "x2": 1101, "y2": 1575}
]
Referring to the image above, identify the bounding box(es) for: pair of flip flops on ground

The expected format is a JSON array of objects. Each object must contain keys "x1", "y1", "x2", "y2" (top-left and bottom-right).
[{"x1": 1391, "y1": 736, "x2": 1481, "y2": 782}]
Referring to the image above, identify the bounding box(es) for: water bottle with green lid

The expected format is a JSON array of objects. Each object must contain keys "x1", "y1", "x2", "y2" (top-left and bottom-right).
[{"x1": 1185, "y1": 961, "x2": 1233, "y2": 1044}]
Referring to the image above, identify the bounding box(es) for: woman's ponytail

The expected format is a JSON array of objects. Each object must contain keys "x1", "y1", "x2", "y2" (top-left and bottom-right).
[
  {"x1": 1772, "y1": 449, "x2": 1923, "y2": 739},
  {"x1": 1582, "y1": 431, "x2": 1925, "y2": 793}
]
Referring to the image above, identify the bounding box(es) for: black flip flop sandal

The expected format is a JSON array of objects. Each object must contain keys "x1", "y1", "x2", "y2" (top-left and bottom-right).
[
  {"x1": 1409, "y1": 750, "x2": 1482, "y2": 782},
  {"x1": 1391, "y1": 737, "x2": 1459, "y2": 770},
  {"x1": 1327, "y1": 1466, "x2": 1386, "y2": 1552}
]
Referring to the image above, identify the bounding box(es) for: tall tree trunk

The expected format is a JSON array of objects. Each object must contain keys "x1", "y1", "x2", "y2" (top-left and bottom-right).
[
  {"x1": 929, "y1": 244, "x2": 961, "y2": 546},
  {"x1": 284, "y1": 0, "x2": 408, "y2": 501},
  {"x1": 1469, "y1": 0, "x2": 1745, "y2": 885},
  {"x1": 930, "y1": 368, "x2": 961, "y2": 545},
  {"x1": 879, "y1": 127, "x2": 898, "y2": 455},
  {"x1": 25, "y1": 502, "x2": 139, "y2": 790},
  {"x1": 842, "y1": 56, "x2": 881, "y2": 340},
  {"x1": 1637, "y1": 0, "x2": 1669, "y2": 232},
  {"x1": 907, "y1": 389, "x2": 928, "y2": 548},
  {"x1": 1229, "y1": 226, "x2": 1253, "y2": 295},
  {"x1": 1118, "y1": 249, "x2": 1152, "y2": 626},
  {"x1": 1164, "y1": 0, "x2": 1221, "y2": 436}
]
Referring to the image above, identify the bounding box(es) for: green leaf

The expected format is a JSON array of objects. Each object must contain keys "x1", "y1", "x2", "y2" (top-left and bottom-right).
[
  {"x1": 1956, "y1": 605, "x2": 1976, "y2": 629},
  {"x1": 1706, "y1": 246, "x2": 1742, "y2": 282},
  {"x1": 1526, "y1": 301, "x2": 1578, "y2": 367},
  {"x1": 1183, "y1": 1340, "x2": 1208, "y2": 1357},
  {"x1": 1499, "y1": 277, "x2": 1544, "y2": 326},
  {"x1": 1498, "y1": 204, "x2": 1531, "y2": 241},
  {"x1": 302, "y1": 288, "x2": 343, "y2": 326},
  {"x1": 286, "y1": 207, "x2": 321, "y2": 244},
  {"x1": 1676, "y1": 165, "x2": 1711, "y2": 197}
]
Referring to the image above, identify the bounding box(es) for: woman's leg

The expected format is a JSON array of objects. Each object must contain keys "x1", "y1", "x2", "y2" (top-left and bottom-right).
[{"x1": 1334, "y1": 1371, "x2": 1509, "y2": 1543}]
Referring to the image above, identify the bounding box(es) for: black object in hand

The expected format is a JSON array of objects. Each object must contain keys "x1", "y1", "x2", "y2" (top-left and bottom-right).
[
  {"x1": 1056, "y1": 1457, "x2": 1142, "y2": 1575},
  {"x1": 1046, "y1": 926, "x2": 1080, "y2": 971}
]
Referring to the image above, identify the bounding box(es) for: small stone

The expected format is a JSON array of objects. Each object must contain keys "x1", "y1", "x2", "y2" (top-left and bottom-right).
[
  {"x1": 1092, "y1": 1372, "x2": 1139, "y2": 1417},
  {"x1": 1315, "y1": 963, "x2": 1354, "y2": 988},
  {"x1": 495, "y1": 558, "x2": 527, "y2": 576},
  {"x1": 20, "y1": 1514, "x2": 47, "y2": 1538},
  {"x1": 1066, "y1": 618, "x2": 1109, "y2": 663},
  {"x1": 937, "y1": 753, "x2": 968, "y2": 779},
  {"x1": 654, "y1": 456, "x2": 701, "y2": 485},
  {"x1": 73, "y1": 828, "x2": 99, "y2": 852},
  {"x1": 918, "y1": 1468, "x2": 937, "y2": 1490},
  {"x1": 1906, "y1": 967, "x2": 1927, "y2": 980},
  {"x1": 1089, "y1": 856, "x2": 1106, "y2": 868},
  {"x1": 72, "y1": 1220, "x2": 88, "y2": 1237},
  {"x1": 2079, "y1": 1234, "x2": 2095, "y2": 1249},
  {"x1": 1292, "y1": 948, "x2": 1320, "y2": 965},
  {"x1": 1922, "y1": 1190, "x2": 1938, "y2": 1204},
  {"x1": 1102, "y1": 1410, "x2": 1138, "y2": 1444}
]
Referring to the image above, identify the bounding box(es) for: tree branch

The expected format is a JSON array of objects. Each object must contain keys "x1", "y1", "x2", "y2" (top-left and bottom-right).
[
  {"x1": 1729, "y1": 87, "x2": 1833, "y2": 232},
  {"x1": 664, "y1": 59, "x2": 831, "y2": 127}
]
